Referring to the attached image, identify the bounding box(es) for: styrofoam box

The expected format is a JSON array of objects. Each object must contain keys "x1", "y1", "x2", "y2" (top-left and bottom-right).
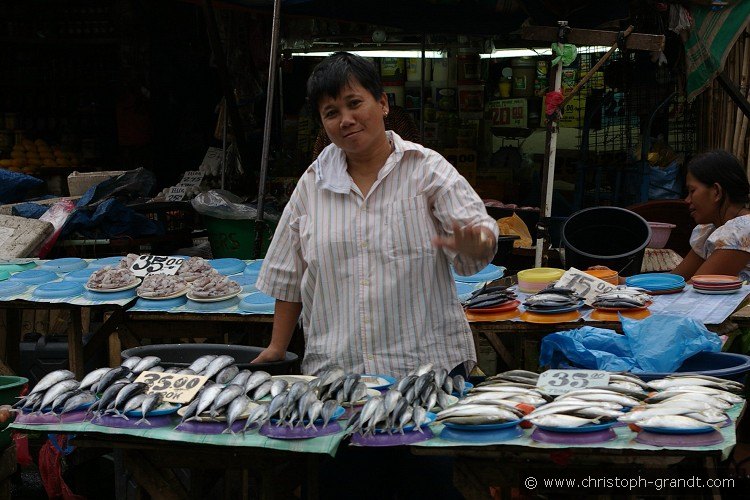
[
  {"x1": 0, "y1": 214, "x2": 54, "y2": 257},
  {"x1": 67, "y1": 170, "x2": 126, "y2": 196}
]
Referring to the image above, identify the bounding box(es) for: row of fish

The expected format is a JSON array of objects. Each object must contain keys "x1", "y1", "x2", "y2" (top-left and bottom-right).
[
  {"x1": 591, "y1": 287, "x2": 650, "y2": 309},
  {"x1": 462, "y1": 285, "x2": 517, "y2": 310},
  {"x1": 523, "y1": 287, "x2": 582, "y2": 312}
]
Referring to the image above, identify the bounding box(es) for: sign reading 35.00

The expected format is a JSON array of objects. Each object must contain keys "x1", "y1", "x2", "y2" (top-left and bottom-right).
[{"x1": 134, "y1": 371, "x2": 209, "y2": 404}]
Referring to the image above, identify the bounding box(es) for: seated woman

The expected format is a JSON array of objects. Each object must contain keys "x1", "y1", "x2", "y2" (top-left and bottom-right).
[{"x1": 672, "y1": 150, "x2": 750, "y2": 281}]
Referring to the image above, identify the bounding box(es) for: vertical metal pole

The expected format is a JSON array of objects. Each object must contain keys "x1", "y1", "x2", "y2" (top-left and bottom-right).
[
  {"x1": 221, "y1": 98, "x2": 228, "y2": 190},
  {"x1": 535, "y1": 21, "x2": 567, "y2": 268},
  {"x1": 254, "y1": 0, "x2": 282, "y2": 258},
  {"x1": 420, "y1": 34, "x2": 426, "y2": 142}
]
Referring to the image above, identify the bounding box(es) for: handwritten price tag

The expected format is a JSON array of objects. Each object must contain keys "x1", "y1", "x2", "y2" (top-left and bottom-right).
[
  {"x1": 179, "y1": 171, "x2": 204, "y2": 187},
  {"x1": 556, "y1": 267, "x2": 616, "y2": 305},
  {"x1": 166, "y1": 186, "x2": 187, "y2": 201},
  {"x1": 130, "y1": 255, "x2": 184, "y2": 277},
  {"x1": 536, "y1": 369, "x2": 610, "y2": 396},
  {"x1": 135, "y1": 370, "x2": 209, "y2": 404}
]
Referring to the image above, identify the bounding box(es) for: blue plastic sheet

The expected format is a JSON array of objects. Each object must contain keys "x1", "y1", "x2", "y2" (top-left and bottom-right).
[
  {"x1": 0, "y1": 170, "x2": 44, "y2": 204},
  {"x1": 540, "y1": 314, "x2": 722, "y2": 373}
]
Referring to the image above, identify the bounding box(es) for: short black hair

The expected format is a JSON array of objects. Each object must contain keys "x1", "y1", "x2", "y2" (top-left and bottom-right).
[
  {"x1": 688, "y1": 150, "x2": 750, "y2": 205},
  {"x1": 306, "y1": 52, "x2": 383, "y2": 113}
]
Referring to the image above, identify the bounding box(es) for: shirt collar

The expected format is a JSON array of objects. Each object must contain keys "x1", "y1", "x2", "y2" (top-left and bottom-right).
[{"x1": 313, "y1": 131, "x2": 427, "y2": 194}]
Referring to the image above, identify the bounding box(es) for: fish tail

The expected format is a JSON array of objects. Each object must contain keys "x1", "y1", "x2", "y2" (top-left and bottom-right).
[
  {"x1": 221, "y1": 427, "x2": 231, "y2": 435},
  {"x1": 136, "y1": 417, "x2": 151, "y2": 426}
]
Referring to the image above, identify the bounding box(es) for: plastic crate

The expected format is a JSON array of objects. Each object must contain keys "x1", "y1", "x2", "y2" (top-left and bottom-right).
[
  {"x1": 203, "y1": 216, "x2": 275, "y2": 259},
  {"x1": 130, "y1": 201, "x2": 198, "y2": 235}
]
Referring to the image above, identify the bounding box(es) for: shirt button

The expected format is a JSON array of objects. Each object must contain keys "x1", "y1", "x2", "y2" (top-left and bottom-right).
[
  {"x1": 361, "y1": 205, "x2": 367, "y2": 211},
  {"x1": 361, "y1": 279, "x2": 369, "y2": 286},
  {"x1": 363, "y1": 316, "x2": 369, "y2": 324},
  {"x1": 361, "y1": 241, "x2": 368, "y2": 248}
]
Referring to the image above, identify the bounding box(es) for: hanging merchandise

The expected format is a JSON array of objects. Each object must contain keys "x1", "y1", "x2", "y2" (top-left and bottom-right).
[{"x1": 511, "y1": 57, "x2": 536, "y2": 98}]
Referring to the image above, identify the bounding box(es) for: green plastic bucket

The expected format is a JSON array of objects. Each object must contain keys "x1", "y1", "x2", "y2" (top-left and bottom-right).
[
  {"x1": 0, "y1": 375, "x2": 28, "y2": 447},
  {"x1": 203, "y1": 216, "x2": 276, "y2": 259}
]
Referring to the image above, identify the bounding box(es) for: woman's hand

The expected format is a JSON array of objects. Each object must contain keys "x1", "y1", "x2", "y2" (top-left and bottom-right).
[
  {"x1": 432, "y1": 223, "x2": 495, "y2": 260},
  {"x1": 252, "y1": 346, "x2": 287, "y2": 364}
]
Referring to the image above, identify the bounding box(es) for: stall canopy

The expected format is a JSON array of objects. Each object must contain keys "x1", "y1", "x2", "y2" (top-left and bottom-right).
[{"x1": 226, "y1": 0, "x2": 630, "y2": 35}]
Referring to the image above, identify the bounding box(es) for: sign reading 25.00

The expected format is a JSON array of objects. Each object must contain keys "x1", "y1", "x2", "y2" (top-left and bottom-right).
[
  {"x1": 536, "y1": 369, "x2": 610, "y2": 396},
  {"x1": 134, "y1": 371, "x2": 209, "y2": 404}
]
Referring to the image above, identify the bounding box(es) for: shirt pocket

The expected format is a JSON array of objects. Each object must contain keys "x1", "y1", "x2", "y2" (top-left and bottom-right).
[{"x1": 386, "y1": 194, "x2": 437, "y2": 260}]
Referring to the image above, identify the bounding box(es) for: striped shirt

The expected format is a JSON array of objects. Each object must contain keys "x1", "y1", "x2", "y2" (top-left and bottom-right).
[{"x1": 256, "y1": 131, "x2": 499, "y2": 377}]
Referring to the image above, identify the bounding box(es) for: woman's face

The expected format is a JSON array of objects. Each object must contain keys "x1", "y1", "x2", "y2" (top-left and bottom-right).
[
  {"x1": 685, "y1": 172, "x2": 721, "y2": 224},
  {"x1": 318, "y1": 79, "x2": 388, "y2": 157}
]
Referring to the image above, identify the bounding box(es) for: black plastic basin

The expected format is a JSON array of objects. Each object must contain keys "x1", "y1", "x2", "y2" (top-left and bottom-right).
[{"x1": 121, "y1": 344, "x2": 299, "y2": 375}]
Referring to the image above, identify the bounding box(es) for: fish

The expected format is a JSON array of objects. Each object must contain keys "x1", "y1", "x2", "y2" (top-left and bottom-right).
[
  {"x1": 383, "y1": 389, "x2": 402, "y2": 415},
  {"x1": 359, "y1": 396, "x2": 383, "y2": 430},
  {"x1": 242, "y1": 404, "x2": 269, "y2": 433},
  {"x1": 411, "y1": 406, "x2": 428, "y2": 433},
  {"x1": 121, "y1": 357, "x2": 142, "y2": 370},
  {"x1": 91, "y1": 382, "x2": 128, "y2": 420},
  {"x1": 648, "y1": 377, "x2": 742, "y2": 392},
  {"x1": 78, "y1": 368, "x2": 111, "y2": 391},
  {"x1": 138, "y1": 393, "x2": 164, "y2": 425},
  {"x1": 320, "y1": 399, "x2": 339, "y2": 428},
  {"x1": 50, "y1": 390, "x2": 81, "y2": 414},
  {"x1": 132, "y1": 356, "x2": 161, "y2": 374},
  {"x1": 122, "y1": 393, "x2": 149, "y2": 417},
  {"x1": 665, "y1": 374, "x2": 744, "y2": 389},
  {"x1": 608, "y1": 373, "x2": 651, "y2": 390},
  {"x1": 436, "y1": 390, "x2": 453, "y2": 410},
  {"x1": 202, "y1": 355, "x2": 235, "y2": 380},
  {"x1": 149, "y1": 366, "x2": 165, "y2": 373},
  {"x1": 60, "y1": 391, "x2": 96, "y2": 416},
  {"x1": 650, "y1": 386, "x2": 743, "y2": 404},
  {"x1": 528, "y1": 414, "x2": 601, "y2": 428},
  {"x1": 296, "y1": 391, "x2": 319, "y2": 427},
  {"x1": 413, "y1": 372, "x2": 434, "y2": 400},
  {"x1": 215, "y1": 365, "x2": 240, "y2": 385},
  {"x1": 195, "y1": 384, "x2": 224, "y2": 418},
  {"x1": 436, "y1": 404, "x2": 520, "y2": 425},
  {"x1": 433, "y1": 368, "x2": 449, "y2": 390},
  {"x1": 223, "y1": 395, "x2": 252, "y2": 434},
  {"x1": 342, "y1": 374, "x2": 361, "y2": 401},
  {"x1": 644, "y1": 392, "x2": 732, "y2": 409},
  {"x1": 95, "y1": 367, "x2": 131, "y2": 394},
  {"x1": 411, "y1": 363, "x2": 434, "y2": 377},
  {"x1": 424, "y1": 392, "x2": 438, "y2": 413},
  {"x1": 286, "y1": 381, "x2": 309, "y2": 405},
  {"x1": 453, "y1": 375, "x2": 466, "y2": 396},
  {"x1": 164, "y1": 367, "x2": 181, "y2": 374},
  {"x1": 210, "y1": 384, "x2": 246, "y2": 417},
  {"x1": 270, "y1": 379, "x2": 288, "y2": 398},
  {"x1": 364, "y1": 400, "x2": 387, "y2": 436},
  {"x1": 388, "y1": 397, "x2": 409, "y2": 430},
  {"x1": 397, "y1": 405, "x2": 414, "y2": 434},
  {"x1": 317, "y1": 366, "x2": 345, "y2": 388},
  {"x1": 113, "y1": 383, "x2": 149, "y2": 412},
  {"x1": 323, "y1": 376, "x2": 346, "y2": 401},
  {"x1": 556, "y1": 391, "x2": 641, "y2": 407},
  {"x1": 396, "y1": 374, "x2": 417, "y2": 394},
  {"x1": 267, "y1": 393, "x2": 288, "y2": 420},
  {"x1": 188, "y1": 355, "x2": 217, "y2": 374},
  {"x1": 230, "y1": 370, "x2": 252, "y2": 388},
  {"x1": 343, "y1": 410, "x2": 362, "y2": 437},
  {"x1": 39, "y1": 379, "x2": 80, "y2": 413},
  {"x1": 252, "y1": 380, "x2": 274, "y2": 401},
  {"x1": 442, "y1": 377, "x2": 454, "y2": 396},
  {"x1": 683, "y1": 411, "x2": 728, "y2": 425},
  {"x1": 349, "y1": 382, "x2": 368, "y2": 406},
  {"x1": 305, "y1": 400, "x2": 324, "y2": 430},
  {"x1": 244, "y1": 371, "x2": 271, "y2": 393},
  {"x1": 179, "y1": 397, "x2": 201, "y2": 424},
  {"x1": 618, "y1": 405, "x2": 722, "y2": 423},
  {"x1": 178, "y1": 369, "x2": 196, "y2": 375},
  {"x1": 632, "y1": 414, "x2": 717, "y2": 430},
  {"x1": 30, "y1": 370, "x2": 75, "y2": 396}
]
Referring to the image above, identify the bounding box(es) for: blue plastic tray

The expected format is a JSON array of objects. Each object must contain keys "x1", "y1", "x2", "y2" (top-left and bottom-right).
[
  {"x1": 239, "y1": 292, "x2": 275, "y2": 313},
  {"x1": 83, "y1": 288, "x2": 137, "y2": 302},
  {"x1": 361, "y1": 374, "x2": 397, "y2": 390},
  {"x1": 63, "y1": 268, "x2": 96, "y2": 283},
  {"x1": 232, "y1": 274, "x2": 258, "y2": 292},
  {"x1": 32, "y1": 281, "x2": 85, "y2": 299},
  {"x1": 535, "y1": 421, "x2": 616, "y2": 433},
  {"x1": 9, "y1": 269, "x2": 58, "y2": 285},
  {"x1": 0, "y1": 270, "x2": 8, "y2": 281},
  {"x1": 89, "y1": 256, "x2": 125, "y2": 268},
  {"x1": 0, "y1": 280, "x2": 27, "y2": 296},
  {"x1": 625, "y1": 273, "x2": 685, "y2": 291},
  {"x1": 640, "y1": 425, "x2": 716, "y2": 435},
  {"x1": 185, "y1": 296, "x2": 241, "y2": 312},
  {"x1": 440, "y1": 424, "x2": 523, "y2": 443},
  {"x1": 455, "y1": 282, "x2": 480, "y2": 301},
  {"x1": 209, "y1": 258, "x2": 246, "y2": 276},
  {"x1": 133, "y1": 296, "x2": 188, "y2": 310},
  {"x1": 442, "y1": 419, "x2": 522, "y2": 431},
  {"x1": 124, "y1": 403, "x2": 181, "y2": 418},
  {"x1": 40, "y1": 258, "x2": 88, "y2": 273},
  {"x1": 243, "y1": 260, "x2": 264, "y2": 279},
  {"x1": 453, "y1": 264, "x2": 505, "y2": 284}
]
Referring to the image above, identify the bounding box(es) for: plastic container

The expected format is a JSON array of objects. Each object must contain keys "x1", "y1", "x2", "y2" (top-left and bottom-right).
[
  {"x1": 511, "y1": 57, "x2": 536, "y2": 98},
  {"x1": 517, "y1": 267, "x2": 564, "y2": 293},
  {"x1": 0, "y1": 375, "x2": 28, "y2": 446},
  {"x1": 202, "y1": 216, "x2": 275, "y2": 259},
  {"x1": 121, "y1": 343, "x2": 298, "y2": 375},
  {"x1": 562, "y1": 207, "x2": 651, "y2": 277},
  {"x1": 584, "y1": 268, "x2": 619, "y2": 285},
  {"x1": 9, "y1": 269, "x2": 58, "y2": 285},
  {"x1": 647, "y1": 222, "x2": 676, "y2": 249}
]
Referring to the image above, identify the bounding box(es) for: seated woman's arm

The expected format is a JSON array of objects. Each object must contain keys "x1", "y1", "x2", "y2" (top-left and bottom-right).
[
  {"x1": 691, "y1": 249, "x2": 750, "y2": 279},
  {"x1": 672, "y1": 249, "x2": 704, "y2": 280}
]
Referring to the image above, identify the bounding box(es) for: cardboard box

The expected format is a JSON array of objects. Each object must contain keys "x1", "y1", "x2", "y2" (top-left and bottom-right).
[
  {"x1": 67, "y1": 170, "x2": 127, "y2": 196},
  {"x1": 442, "y1": 148, "x2": 477, "y2": 184},
  {"x1": 487, "y1": 99, "x2": 527, "y2": 128}
]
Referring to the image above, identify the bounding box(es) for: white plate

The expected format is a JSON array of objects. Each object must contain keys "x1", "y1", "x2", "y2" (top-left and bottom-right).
[
  {"x1": 85, "y1": 280, "x2": 140, "y2": 293},
  {"x1": 186, "y1": 289, "x2": 241, "y2": 302},
  {"x1": 137, "y1": 287, "x2": 189, "y2": 300},
  {"x1": 693, "y1": 287, "x2": 742, "y2": 295},
  {"x1": 176, "y1": 400, "x2": 259, "y2": 422}
]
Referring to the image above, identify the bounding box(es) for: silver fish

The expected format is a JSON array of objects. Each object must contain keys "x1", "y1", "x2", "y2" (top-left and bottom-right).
[
  {"x1": 50, "y1": 390, "x2": 81, "y2": 414},
  {"x1": 138, "y1": 393, "x2": 163, "y2": 426},
  {"x1": 396, "y1": 374, "x2": 417, "y2": 394},
  {"x1": 177, "y1": 368, "x2": 197, "y2": 375},
  {"x1": 529, "y1": 414, "x2": 600, "y2": 428},
  {"x1": 305, "y1": 400, "x2": 324, "y2": 430},
  {"x1": 224, "y1": 395, "x2": 252, "y2": 434},
  {"x1": 39, "y1": 379, "x2": 80, "y2": 413},
  {"x1": 453, "y1": 375, "x2": 466, "y2": 397},
  {"x1": 114, "y1": 382, "x2": 149, "y2": 411},
  {"x1": 413, "y1": 372, "x2": 434, "y2": 399},
  {"x1": 122, "y1": 393, "x2": 149, "y2": 416},
  {"x1": 397, "y1": 405, "x2": 414, "y2": 434},
  {"x1": 342, "y1": 374, "x2": 361, "y2": 401},
  {"x1": 230, "y1": 370, "x2": 252, "y2": 387},
  {"x1": 359, "y1": 396, "x2": 383, "y2": 429},
  {"x1": 387, "y1": 397, "x2": 409, "y2": 430},
  {"x1": 411, "y1": 406, "x2": 428, "y2": 433},
  {"x1": 323, "y1": 376, "x2": 345, "y2": 400},
  {"x1": 244, "y1": 371, "x2": 271, "y2": 393},
  {"x1": 202, "y1": 355, "x2": 235, "y2": 380},
  {"x1": 216, "y1": 365, "x2": 240, "y2": 385},
  {"x1": 210, "y1": 384, "x2": 246, "y2": 417},
  {"x1": 632, "y1": 414, "x2": 717, "y2": 430},
  {"x1": 433, "y1": 369, "x2": 449, "y2": 391},
  {"x1": 384, "y1": 389, "x2": 402, "y2": 415},
  {"x1": 121, "y1": 357, "x2": 142, "y2": 370},
  {"x1": 436, "y1": 390, "x2": 453, "y2": 410},
  {"x1": 365, "y1": 400, "x2": 387, "y2": 436},
  {"x1": 412, "y1": 363, "x2": 434, "y2": 377},
  {"x1": 424, "y1": 392, "x2": 438, "y2": 413},
  {"x1": 95, "y1": 367, "x2": 131, "y2": 394},
  {"x1": 195, "y1": 384, "x2": 224, "y2": 417},
  {"x1": 164, "y1": 367, "x2": 181, "y2": 374},
  {"x1": 179, "y1": 397, "x2": 201, "y2": 424},
  {"x1": 78, "y1": 367, "x2": 111, "y2": 391},
  {"x1": 297, "y1": 391, "x2": 319, "y2": 427},
  {"x1": 286, "y1": 381, "x2": 309, "y2": 405},
  {"x1": 318, "y1": 366, "x2": 345, "y2": 388},
  {"x1": 270, "y1": 379, "x2": 288, "y2": 398},
  {"x1": 188, "y1": 355, "x2": 217, "y2": 374},
  {"x1": 30, "y1": 370, "x2": 75, "y2": 395},
  {"x1": 60, "y1": 391, "x2": 96, "y2": 415},
  {"x1": 320, "y1": 399, "x2": 339, "y2": 428},
  {"x1": 437, "y1": 404, "x2": 519, "y2": 425},
  {"x1": 648, "y1": 377, "x2": 740, "y2": 392},
  {"x1": 442, "y1": 377, "x2": 454, "y2": 396},
  {"x1": 349, "y1": 382, "x2": 367, "y2": 405},
  {"x1": 242, "y1": 404, "x2": 269, "y2": 433},
  {"x1": 252, "y1": 380, "x2": 274, "y2": 401},
  {"x1": 149, "y1": 366, "x2": 165, "y2": 373},
  {"x1": 267, "y1": 393, "x2": 288, "y2": 420},
  {"x1": 132, "y1": 356, "x2": 161, "y2": 374}
]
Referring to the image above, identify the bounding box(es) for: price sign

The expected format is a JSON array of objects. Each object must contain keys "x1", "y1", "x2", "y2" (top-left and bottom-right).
[
  {"x1": 130, "y1": 255, "x2": 184, "y2": 277},
  {"x1": 166, "y1": 186, "x2": 187, "y2": 201},
  {"x1": 179, "y1": 170, "x2": 204, "y2": 187},
  {"x1": 135, "y1": 370, "x2": 209, "y2": 404},
  {"x1": 536, "y1": 369, "x2": 610, "y2": 396},
  {"x1": 556, "y1": 267, "x2": 616, "y2": 305}
]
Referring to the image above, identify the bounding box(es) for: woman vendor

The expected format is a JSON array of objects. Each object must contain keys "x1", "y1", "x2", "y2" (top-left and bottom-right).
[
  {"x1": 253, "y1": 52, "x2": 498, "y2": 377},
  {"x1": 673, "y1": 150, "x2": 750, "y2": 281}
]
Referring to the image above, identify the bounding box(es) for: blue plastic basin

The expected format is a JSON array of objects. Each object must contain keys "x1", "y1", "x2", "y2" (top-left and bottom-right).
[{"x1": 632, "y1": 351, "x2": 750, "y2": 383}]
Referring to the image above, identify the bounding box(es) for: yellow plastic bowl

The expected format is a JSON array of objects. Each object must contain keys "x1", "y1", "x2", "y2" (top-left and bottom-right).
[{"x1": 517, "y1": 267, "x2": 565, "y2": 293}]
